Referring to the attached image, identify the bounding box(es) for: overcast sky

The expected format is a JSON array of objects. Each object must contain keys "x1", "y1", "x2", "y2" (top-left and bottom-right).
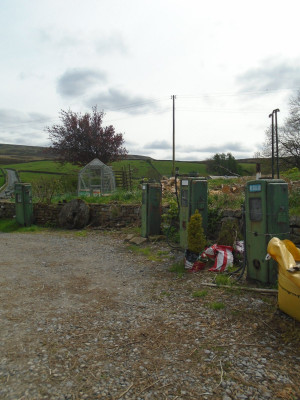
[{"x1": 1, "y1": 0, "x2": 300, "y2": 161}]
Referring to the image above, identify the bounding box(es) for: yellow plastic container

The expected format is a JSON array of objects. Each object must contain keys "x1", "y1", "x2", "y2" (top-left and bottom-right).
[
  {"x1": 278, "y1": 272, "x2": 300, "y2": 322},
  {"x1": 267, "y1": 237, "x2": 300, "y2": 322}
]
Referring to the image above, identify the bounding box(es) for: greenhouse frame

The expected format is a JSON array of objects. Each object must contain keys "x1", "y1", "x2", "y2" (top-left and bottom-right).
[{"x1": 77, "y1": 158, "x2": 116, "y2": 196}]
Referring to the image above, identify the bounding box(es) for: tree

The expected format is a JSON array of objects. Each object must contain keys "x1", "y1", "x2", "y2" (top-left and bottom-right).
[
  {"x1": 46, "y1": 106, "x2": 127, "y2": 165},
  {"x1": 263, "y1": 91, "x2": 300, "y2": 169},
  {"x1": 206, "y1": 152, "x2": 242, "y2": 176}
]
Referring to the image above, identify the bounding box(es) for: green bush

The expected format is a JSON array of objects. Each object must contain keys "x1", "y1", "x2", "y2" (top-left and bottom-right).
[
  {"x1": 217, "y1": 219, "x2": 241, "y2": 246},
  {"x1": 187, "y1": 209, "x2": 206, "y2": 253}
]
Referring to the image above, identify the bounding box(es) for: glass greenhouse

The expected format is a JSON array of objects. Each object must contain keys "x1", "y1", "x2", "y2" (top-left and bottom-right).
[{"x1": 77, "y1": 158, "x2": 116, "y2": 196}]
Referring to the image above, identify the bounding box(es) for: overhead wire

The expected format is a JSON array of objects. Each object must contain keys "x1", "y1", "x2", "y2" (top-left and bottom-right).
[{"x1": 2, "y1": 88, "x2": 298, "y2": 129}]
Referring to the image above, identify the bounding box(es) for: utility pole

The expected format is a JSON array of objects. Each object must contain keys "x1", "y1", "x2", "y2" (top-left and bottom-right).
[
  {"x1": 269, "y1": 112, "x2": 274, "y2": 179},
  {"x1": 171, "y1": 95, "x2": 176, "y2": 176},
  {"x1": 273, "y1": 108, "x2": 280, "y2": 178}
]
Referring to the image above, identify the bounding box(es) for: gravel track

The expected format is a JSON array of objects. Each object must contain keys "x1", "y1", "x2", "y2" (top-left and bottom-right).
[{"x1": 0, "y1": 231, "x2": 299, "y2": 400}]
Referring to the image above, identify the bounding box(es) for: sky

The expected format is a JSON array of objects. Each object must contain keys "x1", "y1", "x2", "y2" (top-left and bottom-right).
[{"x1": 1, "y1": 0, "x2": 300, "y2": 161}]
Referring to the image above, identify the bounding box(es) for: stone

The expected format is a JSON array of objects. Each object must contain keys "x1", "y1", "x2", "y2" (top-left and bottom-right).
[
  {"x1": 58, "y1": 199, "x2": 90, "y2": 229},
  {"x1": 124, "y1": 234, "x2": 135, "y2": 242},
  {"x1": 129, "y1": 236, "x2": 148, "y2": 245}
]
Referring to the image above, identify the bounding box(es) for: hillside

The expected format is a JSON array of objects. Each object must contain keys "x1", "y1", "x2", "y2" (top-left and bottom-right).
[{"x1": 0, "y1": 143, "x2": 55, "y2": 164}]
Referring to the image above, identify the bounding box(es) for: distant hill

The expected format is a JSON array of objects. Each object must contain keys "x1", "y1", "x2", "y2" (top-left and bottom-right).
[
  {"x1": 0, "y1": 144, "x2": 155, "y2": 164},
  {"x1": 0, "y1": 143, "x2": 259, "y2": 166},
  {"x1": 0, "y1": 143, "x2": 55, "y2": 164}
]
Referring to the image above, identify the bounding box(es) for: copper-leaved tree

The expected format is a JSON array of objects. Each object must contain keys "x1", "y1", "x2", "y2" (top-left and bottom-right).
[{"x1": 46, "y1": 106, "x2": 127, "y2": 165}]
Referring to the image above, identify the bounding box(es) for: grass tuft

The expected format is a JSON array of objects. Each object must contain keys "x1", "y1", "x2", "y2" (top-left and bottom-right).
[
  {"x1": 209, "y1": 301, "x2": 225, "y2": 310},
  {"x1": 192, "y1": 289, "x2": 208, "y2": 298},
  {"x1": 169, "y1": 260, "x2": 186, "y2": 278}
]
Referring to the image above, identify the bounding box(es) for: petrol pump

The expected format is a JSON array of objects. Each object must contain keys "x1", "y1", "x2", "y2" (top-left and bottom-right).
[
  {"x1": 245, "y1": 179, "x2": 289, "y2": 284},
  {"x1": 141, "y1": 182, "x2": 162, "y2": 238},
  {"x1": 179, "y1": 177, "x2": 208, "y2": 249},
  {"x1": 14, "y1": 183, "x2": 33, "y2": 227}
]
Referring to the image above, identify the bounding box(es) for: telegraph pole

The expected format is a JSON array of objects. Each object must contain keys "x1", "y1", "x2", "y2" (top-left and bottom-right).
[
  {"x1": 269, "y1": 112, "x2": 274, "y2": 179},
  {"x1": 273, "y1": 108, "x2": 280, "y2": 178},
  {"x1": 171, "y1": 95, "x2": 176, "y2": 176}
]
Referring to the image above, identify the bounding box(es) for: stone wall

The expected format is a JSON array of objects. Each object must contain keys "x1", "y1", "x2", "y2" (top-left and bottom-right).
[
  {"x1": 1, "y1": 200, "x2": 300, "y2": 244},
  {"x1": 0, "y1": 201, "x2": 141, "y2": 228}
]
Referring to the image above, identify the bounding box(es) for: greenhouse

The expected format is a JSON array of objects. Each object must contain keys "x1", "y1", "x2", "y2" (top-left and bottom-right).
[{"x1": 77, "y1": 158, "x2": 116, "y2": 196}]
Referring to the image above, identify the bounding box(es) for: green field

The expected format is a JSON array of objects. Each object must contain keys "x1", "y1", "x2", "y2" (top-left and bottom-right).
[
  {"x1": 0, "y1": 168, "x2": 6, "y2": 187},
  {"x1": 0, "y1": 158, "x2": 258, "y2": 184}
]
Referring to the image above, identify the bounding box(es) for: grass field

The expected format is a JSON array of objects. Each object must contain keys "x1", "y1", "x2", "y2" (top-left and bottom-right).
[
  {"x1": 0, "y1": 158, "x2": 258, "y2": 186},
  {"x1": 0, "y1": 168, "x2": 5, "y2": 187}
]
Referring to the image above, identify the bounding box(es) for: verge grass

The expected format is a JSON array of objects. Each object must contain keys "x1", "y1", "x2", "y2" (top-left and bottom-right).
[
  {"x1": 169, "y1": 260, "x2": 186, "y2": 278},
  {"x1": 0, "y1": 219, "x2": 42, "y2": 233}
]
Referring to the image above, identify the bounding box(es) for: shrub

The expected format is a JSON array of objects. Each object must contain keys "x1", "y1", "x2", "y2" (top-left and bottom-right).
[
  {"x1": 217, "y1": 219, "x2": 241, "y2": 246},
  {"x1": 187, "y1": 209, "x2": 206, "y2": 253}
]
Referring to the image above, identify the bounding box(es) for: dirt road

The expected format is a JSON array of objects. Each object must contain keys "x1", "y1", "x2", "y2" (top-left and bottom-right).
[{"x1": 0, "y1": 230, "x2": 299, "y2": 400}]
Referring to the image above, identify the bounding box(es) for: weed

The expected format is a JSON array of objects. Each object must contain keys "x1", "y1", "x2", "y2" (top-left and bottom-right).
[
  {"x1": 192, "y1": 290, "x2": 208, "y2": 298},
  {"x1": 169, "y1": 260, "x2": 186, "y2": 278},
  {"x1": 160, "y1": 291, "x2": 171, "y2": 297},
  {"x1": 157, "y1": 250, "x2": 169, "y2": 256},
  {"x1": 215, "y1": 274, "x2": 232, "y2": 286},
  {"x1": 74, "y1": 230, "x2": 87, "y2": 237},
  {"x1": 209, "y1": 301, "x2": 225, "y2": 310},
  {"x1": 127, "y1": 244, "x2": 167, "y2": 262}
]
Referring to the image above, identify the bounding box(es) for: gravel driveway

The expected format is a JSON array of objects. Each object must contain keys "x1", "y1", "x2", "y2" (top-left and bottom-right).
[{"x1": 0, "y1": 230, "x2": 299, "y2": 400}]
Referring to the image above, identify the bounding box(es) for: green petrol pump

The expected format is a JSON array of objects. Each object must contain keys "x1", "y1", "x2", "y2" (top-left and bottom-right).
[
  {"x1": 245, "y1": 179, "x2": 289, "y2": 284},
  {"x1": 15, "y1": 183, "x2": 33, "y2": 227},
  {"x1": 141, "y1": 183, "x2": 162, "y2": 238},
  {"x1": 179, "y1": 177, "x2": 208, "y2": 249}
]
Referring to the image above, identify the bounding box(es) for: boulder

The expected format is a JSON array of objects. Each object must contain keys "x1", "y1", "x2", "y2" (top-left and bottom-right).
[{"x1": 58, "y1": 199, "x2": 90, "y2": 229}]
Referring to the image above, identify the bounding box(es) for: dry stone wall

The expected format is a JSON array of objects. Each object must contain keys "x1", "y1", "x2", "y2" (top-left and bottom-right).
[
  {"x1": 1, "y1": 201, "x2": 300, "y2": 243},
  {"x1": 0, "y1": 201, "x2": 141, "y2": 228}
]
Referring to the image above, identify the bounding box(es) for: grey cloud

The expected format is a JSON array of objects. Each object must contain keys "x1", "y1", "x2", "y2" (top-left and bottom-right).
[
  {"x1": 0, "y1": 109, "x2": 52, "y2": 146},
  {"x1": 144, "y1": 140, "x2": 171, "y2": 150},
  {"x1": 237, "y1": 59, "x2": 300, "y2": 92},
  {"x1": 57, "y1": 68, "x2": 107, "y2": 97},
  {"x1": 177, "y1": 142, "x2": 250, "y2": 154},
  {"x1": 87, "y1": 89, "x2": 160, "y2": 115},
  {"x1": 95, "y1": 32, "x2": 128, "y2": 55},
  {"x1": 0, "y1": 109, "x2": 49, "y2": 126},
  {"x1": 38, "y1": 28, "x2": 127, "y2": 55}
]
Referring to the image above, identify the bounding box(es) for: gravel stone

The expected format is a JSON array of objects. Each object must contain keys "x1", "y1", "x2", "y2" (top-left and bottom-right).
[{"x1": 0, "y1": 231, "x2": 299, "y2": 400}]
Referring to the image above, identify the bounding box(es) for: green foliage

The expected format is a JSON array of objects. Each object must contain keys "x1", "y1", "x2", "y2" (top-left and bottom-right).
[
  {"x1": 127, "y1": 245, "x2": 169, "y2": 262},
  {"x1": 208, "y1": 192, "x2": 244, "y2": 210},
  {"x1": 31, "y1": 175, "x2": 77, "y2": 204},
  {"x1": 207, "y1": 207, "x2": 222, "y2": 240},
  {"x1": 0, "y1": 219, "x2": 42, "y2": 233},
  {"x1": 162, "y1": 197, "x2": 179, "y2": 223},
  {"x1": 289, "y1": 188, "x2": 300, "y2": 216},
  {"x1": 206, "y1": 153, "x2": 242, "y2": 176},
  {"x1": 32, "y1": 176, "x2": 64, "y2": 204},
  {"x1": 192, "y1": 289, "x2": 208, "y2": 298},
  {"x1": 80, "y1": 189, "x2": 142, "y2": 204},
  {"x1": 217, "y1": 219, "x2": 241, "y2": 246},
  {"x1": 161, "y1": 197, "x2": 180, "y2": 243},
  {"x1": 187, "y1": 209, "x2": 206, "y2": 253},
  {"x1": 209, "y1": 301, "x2": 225, "y2": 310},
  {"x1": 281, "y1": 167, "x2": 300, "y2": 180},
  {"x1": 215, "y1": 274, "x2": 232, "y2": 286},
  {"x1": 169, "y1": 260, "x2": 186, "y2": 277}
]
